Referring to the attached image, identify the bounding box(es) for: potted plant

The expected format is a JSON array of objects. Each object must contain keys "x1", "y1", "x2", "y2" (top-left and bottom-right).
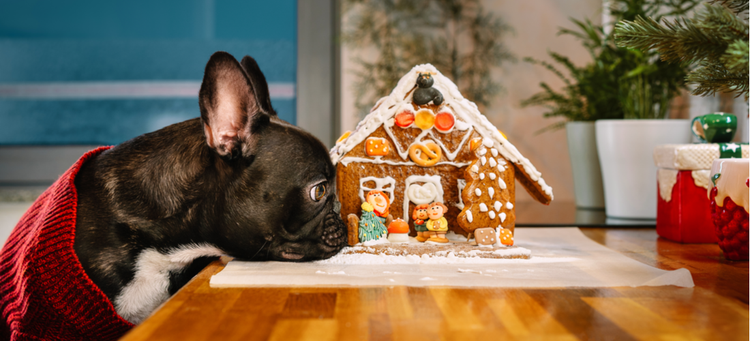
[
  {"x1": 523, "y1": 0, "x2": 699, "y2": 217},
  {"x1": 521, "y1": 18, "x2": 626, "y2": 209}
]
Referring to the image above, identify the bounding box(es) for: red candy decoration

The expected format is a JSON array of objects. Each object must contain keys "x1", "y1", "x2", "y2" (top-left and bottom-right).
[
  {"x1": 710, "y1": 187, "x2": 749, "y2": 261},
  {"x1": 434, "y1": 112, "x2": 455, "y2": 132},
  {"x1": 394, "y1": 110, "x2": 415, "y2": 127}
]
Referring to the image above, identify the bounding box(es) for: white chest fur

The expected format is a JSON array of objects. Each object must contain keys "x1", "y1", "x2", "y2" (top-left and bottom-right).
[{"x1": 114, "y1": 244, "x2": 225, "y2": 324}]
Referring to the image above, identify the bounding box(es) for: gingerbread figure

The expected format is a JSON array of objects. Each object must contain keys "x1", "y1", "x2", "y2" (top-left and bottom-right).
[
  {"x1": 412, "y1": 204, "x2": 430, "y2": 242},
  {"x1": 357, "y1": 190, "x2": 391, "y2": 242},
  {"x1": 426, "y1": 202, "x2": 449, "y2": 243}
]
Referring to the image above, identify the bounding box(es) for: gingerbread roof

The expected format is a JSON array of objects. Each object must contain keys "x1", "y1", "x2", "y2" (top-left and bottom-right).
[{"x1": 330, "y1": 64, "x2": 553, "y2": 203}]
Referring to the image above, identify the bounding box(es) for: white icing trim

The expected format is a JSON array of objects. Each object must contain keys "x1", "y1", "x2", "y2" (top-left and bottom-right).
[
  {"x1": 406, "y1": 182, "x2": 440, "y2": 205},
  {"x1": 359, "y1": 176, "x2": 396, "y2": 204},
  {"x1": 657, "y1": 169, "x2": 679, "y2": 202},
  {"x1": 692, "y1": 170, "x2": 711, "y2": 191},
  {"x1": 339, "y1": 156, "x2": 469, "y2": 168},
  {"x1": 711, "y1": 159, "x2": 749, "y2": 212},
  {"x1": 403, "y1": 175, "x2": 444, "y2": 223},
  {"x1": 329, "y1": 63, "x2": 553, "y2": 200},
  {"x1": 455, "y1": 179, "x2": 467, "y2": 209}
]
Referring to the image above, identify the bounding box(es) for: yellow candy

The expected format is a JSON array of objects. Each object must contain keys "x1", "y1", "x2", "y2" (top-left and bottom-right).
[
  {"x1": 498, "y1": 129, "x2": 508, "y2": 140},
  {"x1": 337, "y1": 131, "x2": 351, "y2": 144},
  {"x1": 415, "y1": 109, "x2": 435, "y2": 130}
]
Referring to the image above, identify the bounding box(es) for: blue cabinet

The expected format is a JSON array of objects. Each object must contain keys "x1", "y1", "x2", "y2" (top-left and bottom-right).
[{"x1": 0, "y1": 0, "x2": 297, "y2": 145}]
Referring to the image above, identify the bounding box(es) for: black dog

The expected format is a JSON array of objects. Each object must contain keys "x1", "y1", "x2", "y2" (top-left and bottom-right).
[{"x1": 72, "y1": 52, "x2": 347, "y2": 323}]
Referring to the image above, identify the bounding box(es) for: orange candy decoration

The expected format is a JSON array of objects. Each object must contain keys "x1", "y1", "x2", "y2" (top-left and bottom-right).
[
  {"x1": 337, "y1": 131, "x2": 351, "y2": 144},
  {"x1": 365, "y1": 138, "x2": 390, "y2": 156},
  {"x1": 414, "y1": 109, "x2": 435, "y2": 130},
  {"x1": 434, "y1": 112, "x2": 455, "y2": 132},
  {"x1": 499, "y1": 229, "x2": 514, "y2": 246},
  {"x1": 388, "y1": 219, "x2": 409, "y2": 234},
  {"x1": 394, "y1": 110, "x2": 415, "y2": 127}
]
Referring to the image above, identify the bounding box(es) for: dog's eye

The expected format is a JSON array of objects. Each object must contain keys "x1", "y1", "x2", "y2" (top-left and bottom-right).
[{"x1": 310, "y1": 183, "x2": 327, "y2": 202}]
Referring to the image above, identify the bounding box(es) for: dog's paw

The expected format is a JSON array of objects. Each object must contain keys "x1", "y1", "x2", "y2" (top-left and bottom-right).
[{"x1": 322, "y1": 210, "x2": 347, "y2": 248}]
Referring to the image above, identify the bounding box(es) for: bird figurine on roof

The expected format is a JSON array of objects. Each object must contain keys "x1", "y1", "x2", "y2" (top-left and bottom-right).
[{"x1": 413, "y1": 72, "x2": 443, "y2": 106}]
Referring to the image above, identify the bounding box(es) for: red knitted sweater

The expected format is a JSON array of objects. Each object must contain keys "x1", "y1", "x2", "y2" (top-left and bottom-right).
[{"x1": 0, "y1": 147, "x2": 134, "y2": 341}]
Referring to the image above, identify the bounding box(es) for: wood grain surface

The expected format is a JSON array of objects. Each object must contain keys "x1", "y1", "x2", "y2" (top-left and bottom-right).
[{"x1": 120, "y1": 228, "x2": 749, "y2": 341}]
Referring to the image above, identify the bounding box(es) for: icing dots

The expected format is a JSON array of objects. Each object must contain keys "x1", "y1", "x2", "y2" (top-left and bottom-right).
[
  {"x1": 479, "y1": 173, "x2": 485, "y2": 180},
  {"x1": 506, "y1": 202, "x2": 514, "y2": 209},
  {"x1": 497, "y1": 178, "x2": 507, "y2": 189},
  {"x1": 475, "y1": 188, "x2": 482, "y2": 197},
  {"x1": 479, "y1": 203, "x2": 488, "y2": 212},
  {"x1": 494, "y1": 201, "x2": 502, "y2": 212},
  {"x1": 489, "y1": 158, "x2": 497, "y2": 168},
  {"x1": 499, "y1": 212, "x2": 507, "y2": 223},
  {"x1": 489, "y1": 211, "x2": 496, "y2": 219},
  {"x1": 488, "y1": 187, "x2": 495, "y2": 199},
  {"x1": 489, "y1": 173, "x2": 496, "y2": 180},
  {"x1": 466, "y1": 210, "x2": 473, "y2": 223}
]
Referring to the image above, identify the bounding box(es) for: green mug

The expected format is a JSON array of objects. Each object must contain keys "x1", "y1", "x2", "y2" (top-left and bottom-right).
[{"x1": 692, "y1": 112, "x2": 737, "y2": 143}]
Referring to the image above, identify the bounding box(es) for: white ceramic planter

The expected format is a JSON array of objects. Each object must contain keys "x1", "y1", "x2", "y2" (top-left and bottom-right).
[
  {"x1": 596, "y1": 119, "x2": 692, "y2": 219},
  {"x1": 566, "y1": 122, "x2": 605, "y2": 209}
]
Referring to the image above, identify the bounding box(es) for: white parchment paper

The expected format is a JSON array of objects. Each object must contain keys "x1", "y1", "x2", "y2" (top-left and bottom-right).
[{"x1": 210, "y1": 228, "x2": 694, "y2": 288}]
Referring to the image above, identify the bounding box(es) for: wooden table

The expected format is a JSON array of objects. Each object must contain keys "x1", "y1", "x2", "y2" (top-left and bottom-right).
[{"x1": 121, "y1": 228, "x2": 749, "y2": 341}]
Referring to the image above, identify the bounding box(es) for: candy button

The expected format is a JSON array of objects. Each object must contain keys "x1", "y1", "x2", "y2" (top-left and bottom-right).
[
  {"x1": 394, "y1": 110, "x2": 415, "y2": 128},
  {"x1": 415, "y1": 109, "x2": 435, "y2": 130},
  {"x1": 366, "y1": 138, "x2": 389, "y2": 156},
  {"x1": 498, "y1": 130, "x2": 508, "y2": 140},
  {"x1": 470, "y1": 138, "x2": 482, "y2": 151},
  {"x1": 434, "y1": 112, "x2": 455, "y2": 132},
  {"x1": 337, "y1": 131, "x2": 351, "y2": 144}
]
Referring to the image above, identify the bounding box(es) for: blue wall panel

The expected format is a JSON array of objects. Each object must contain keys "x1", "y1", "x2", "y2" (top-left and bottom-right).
[{"x1": 0, "y1": 0, "x2": 297, "y2": 145}]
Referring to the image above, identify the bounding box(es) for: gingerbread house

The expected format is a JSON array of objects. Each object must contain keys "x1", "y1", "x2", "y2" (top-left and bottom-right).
[{"x1": 330, "y1": 64, "x2": 553, "y2": 239}]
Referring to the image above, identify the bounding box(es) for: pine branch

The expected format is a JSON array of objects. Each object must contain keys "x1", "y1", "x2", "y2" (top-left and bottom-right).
[
  {"x1": 709, "y1": 0, "x2": 749, "y2": 14},
  {"x1": 688, "y1": 62, "x2": 749, "y2": 97},
  {"x1": 721, "y1": 39, "x2": 750, "y2": 74},
  {"x1": 615, "y1": 5, "x2": 746, "y2": 65}
]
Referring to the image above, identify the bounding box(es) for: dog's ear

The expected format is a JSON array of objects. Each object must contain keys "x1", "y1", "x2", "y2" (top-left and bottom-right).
[
  {"x1": 240, "y1": 55, "x2": 275, "y2": 116},
  {"x1": 199, "y1": 51, "x2": 272, "y2": 159}
]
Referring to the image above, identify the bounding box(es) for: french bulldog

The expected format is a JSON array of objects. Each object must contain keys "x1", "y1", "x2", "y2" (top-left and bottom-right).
[{"x1": 72, "y1": 51, "x2": 347, "y2": 324}]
